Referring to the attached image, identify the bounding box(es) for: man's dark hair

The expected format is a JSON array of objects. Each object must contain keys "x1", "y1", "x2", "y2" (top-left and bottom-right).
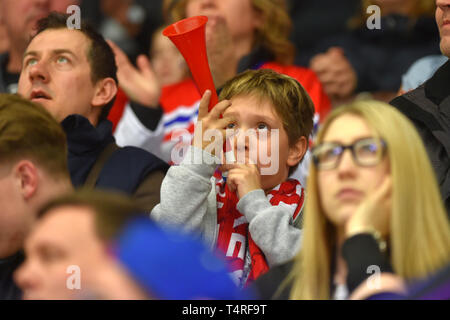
[{"x1": 34, "y1": 12, "x2": 118, "y2": 122}]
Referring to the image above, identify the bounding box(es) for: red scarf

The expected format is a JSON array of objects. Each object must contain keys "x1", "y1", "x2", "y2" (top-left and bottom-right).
[{"x1": 214, "y1": 171, "x2": 304, "y2": 286}]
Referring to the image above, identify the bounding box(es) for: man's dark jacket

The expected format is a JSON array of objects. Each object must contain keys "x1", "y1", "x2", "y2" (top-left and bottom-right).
[
  {"x1": 62, "y1": 114, "x2": 168, "y2": 211},
  {"x1": 390, "y1": 59, "x2": 450, "y2": 216}
]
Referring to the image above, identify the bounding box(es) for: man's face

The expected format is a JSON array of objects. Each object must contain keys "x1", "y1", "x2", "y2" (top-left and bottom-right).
[
  {"x1": 0, "y1": 0, "x2": 50, "y2": 48},
  {"x1": 14, "y1": 205, "x2": 108, "y2": 300},
  {"x1": 18, "y1": 29, "x2": 99, "y2": 123},
  {"x1": 436, "y1": 0, "x2": 450, "y2": 57}
]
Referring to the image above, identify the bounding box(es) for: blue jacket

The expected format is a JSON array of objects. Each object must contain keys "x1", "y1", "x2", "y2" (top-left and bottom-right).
[{"x1": 62, "y1": 114, "x2": 168, "y2": 210}]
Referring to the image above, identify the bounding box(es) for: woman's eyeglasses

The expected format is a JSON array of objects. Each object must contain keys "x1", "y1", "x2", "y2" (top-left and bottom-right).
[{"x1": 311, "y1": 137, "x2": 387, "y2": 170}]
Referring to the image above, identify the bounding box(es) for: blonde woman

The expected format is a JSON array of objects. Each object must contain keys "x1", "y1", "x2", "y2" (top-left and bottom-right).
[{"x1": 254, "y1": 100, "x2": 450, "y2": 299}]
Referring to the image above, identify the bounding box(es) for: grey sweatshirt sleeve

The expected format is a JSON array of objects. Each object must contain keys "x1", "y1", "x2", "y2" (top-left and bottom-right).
[
  {"x1": 150, "y1": 146, "x2": 219, "y2": 233},
  {"x1": 236, "y1": 189, "x2": 303, "y2": 267}
]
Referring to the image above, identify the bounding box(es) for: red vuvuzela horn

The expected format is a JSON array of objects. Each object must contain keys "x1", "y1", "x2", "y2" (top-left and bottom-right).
[{"x1": 163, "y1": 16, "x2": 218, "y2": 112}]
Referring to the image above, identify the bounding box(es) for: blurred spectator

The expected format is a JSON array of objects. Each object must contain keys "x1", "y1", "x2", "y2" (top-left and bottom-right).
[
  {"x1": 254, "y1": 101, "x2": 450, "y2": 299},
  {"x1": 310, "y1": 0, "x2": 440, "y2": 106},
  {"x1": 49, "y1": 0, "x2": 80, "y2": 12},
  {"x1": 15, "y1": 190, "x2": 250, "y2": 300},
  {"x1": 81, "y1": 0, "x2": 164, "y2": 62},
  {"x1": 0, "y1": 94, "x2": 73, "y2": 300},
  {"x1": 106, "y1": 24, "x2": 190, "y2": 116},
  {"x1": 150, "y1": 25, "x2": 190, "y2": 86},
  {"x1": 0, "y1": 22, "x2": 9, "y2": 54},
  {"x1": 15, "y1": 190, "x2": 147, "y2": 300},
  {"x1": 112, "y1": 0, "x2": 330, "y2": 167},
  {"x1": 0, "y1": 0, "x2": 80, "y2": 94},
  {"x1": 286, "y1": 0, "x2": 360, "y2": 66}
]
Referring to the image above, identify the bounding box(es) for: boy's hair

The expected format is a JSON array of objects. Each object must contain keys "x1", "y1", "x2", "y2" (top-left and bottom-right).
[
  {"x1": 219, "y1": 69, "x2": 315, "y2": 145},
  {"x1": 0, "y1": 93, "x2": 69, "y2": 179},
  {"x1": 219, "y1": 69, "x2": 315, "y2": 174},
  {"x1": 34, "y1": 12, "x2": 118, "y2": 122}
]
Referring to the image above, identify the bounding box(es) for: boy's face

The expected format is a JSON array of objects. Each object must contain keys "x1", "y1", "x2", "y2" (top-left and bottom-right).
[{"x1": 222, "y1": 94, "x2": 303, "y2": 191}]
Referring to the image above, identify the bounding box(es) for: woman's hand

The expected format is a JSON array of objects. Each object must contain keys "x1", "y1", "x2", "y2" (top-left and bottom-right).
[{"x1": 345, "y1": 177, "x2": 392, "y2": 238}]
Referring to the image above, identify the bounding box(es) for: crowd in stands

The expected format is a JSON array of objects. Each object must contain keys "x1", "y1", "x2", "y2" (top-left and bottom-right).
[{"x1": 0, "y1": 0, "x2": 449, "y2": 300}]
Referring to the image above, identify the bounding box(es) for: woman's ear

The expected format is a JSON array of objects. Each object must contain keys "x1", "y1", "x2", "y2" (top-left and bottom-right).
[
  {"x1": 287, "y1": 136, "x2": 308, "y2": 167},
  {"x1": 91, "y1": 78, "x2": 118, "y2": 109}
]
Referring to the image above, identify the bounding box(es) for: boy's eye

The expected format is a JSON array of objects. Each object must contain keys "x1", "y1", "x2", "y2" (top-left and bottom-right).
[
  {"x1": 256, "y1": 123, "x2": 269, "y2": 130},
  {"x1": 226, "y1": 123, "x2": 236, "y2": 129}
]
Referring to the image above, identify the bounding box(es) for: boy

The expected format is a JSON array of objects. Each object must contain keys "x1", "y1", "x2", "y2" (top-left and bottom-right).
[{"x1": 151, "y1": 69, "x2": 315, "y2": 287}]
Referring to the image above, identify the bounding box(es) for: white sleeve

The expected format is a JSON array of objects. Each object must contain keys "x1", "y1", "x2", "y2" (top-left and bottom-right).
[{"x1": 113, "y1": 103, "x2": 166, "y2": 161}]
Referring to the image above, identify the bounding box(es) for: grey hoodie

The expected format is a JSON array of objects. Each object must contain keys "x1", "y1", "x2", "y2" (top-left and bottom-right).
[{"x1": 151, "y1": 146, "x2": 303, "y2": 284}]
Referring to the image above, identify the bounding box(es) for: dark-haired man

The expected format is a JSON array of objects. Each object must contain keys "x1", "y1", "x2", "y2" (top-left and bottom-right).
[{"x1": 17, "y1": 12, "x2": 168, "y2": 211}]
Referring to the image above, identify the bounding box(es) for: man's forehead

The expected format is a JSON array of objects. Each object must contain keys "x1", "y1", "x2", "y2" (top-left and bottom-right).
[
  {"x1": 38, "y1": 207, "x2": 95, "y2": 235},
  {"x1": 26, "y1": 207, "x2": 96, "y2": 247},
  {"x1": 27, "y1": 28, "x2": 90, "y2": 53}
]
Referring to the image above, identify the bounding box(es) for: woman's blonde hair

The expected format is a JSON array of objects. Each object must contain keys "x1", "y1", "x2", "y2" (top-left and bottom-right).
[
  {"x1": 286, "y1": 100, "x2": 450, "y2": 299},
  {"x1": 163, "y1": 0, "x2": 295, "y2": 65},
  {"x1": 349, "y1": 0, "x2": 436, "y2": 29}
]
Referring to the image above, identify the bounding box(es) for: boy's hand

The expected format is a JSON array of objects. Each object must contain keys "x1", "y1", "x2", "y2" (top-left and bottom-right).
[
  {"x1": 345, "y1": 177, "x2": 392, "y2": 239},
  {"x1": 192, "y1": 90, "x2": 234, "y2": 157},
  {"x1": 220, "y1": 163, "x2": 262, "y2": 199}
]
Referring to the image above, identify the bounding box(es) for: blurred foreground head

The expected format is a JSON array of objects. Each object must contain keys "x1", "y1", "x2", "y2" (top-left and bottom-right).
[{"x1": 15, "y1": 189, "x2": 249, "y2": 299}]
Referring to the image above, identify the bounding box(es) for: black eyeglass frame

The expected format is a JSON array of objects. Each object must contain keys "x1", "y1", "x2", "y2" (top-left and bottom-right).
[{"x1": 311, "y1": 137, "x2": 387, "y2": 170}]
